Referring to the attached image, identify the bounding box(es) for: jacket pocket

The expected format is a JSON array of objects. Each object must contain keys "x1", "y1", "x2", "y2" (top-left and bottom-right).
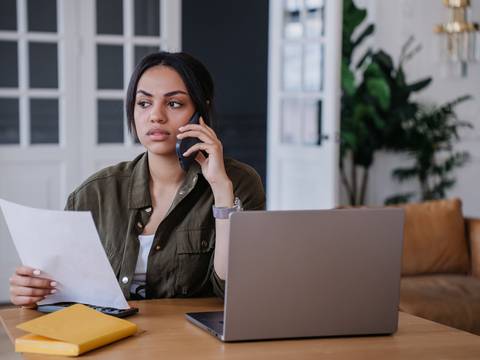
[
  {"x1": 176, "y1": 228, "x2": 215, "y2": 254},
  {"x1": 175, "y1": 228, "x2": 215, "y2": 296}
]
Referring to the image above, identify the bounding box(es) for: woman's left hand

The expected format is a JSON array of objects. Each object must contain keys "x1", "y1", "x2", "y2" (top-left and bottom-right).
[{"x1": 177, "y1": 117, "x2": 234, "y2": 206}]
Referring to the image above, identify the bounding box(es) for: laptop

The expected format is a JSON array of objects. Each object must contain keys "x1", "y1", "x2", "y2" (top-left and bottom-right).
[{"x1": 186, "y1": 208, "x2": 404, "y2": 342}]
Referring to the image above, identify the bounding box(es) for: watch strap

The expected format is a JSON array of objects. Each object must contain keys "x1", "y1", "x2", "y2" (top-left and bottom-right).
[{"x1": 212, "y1": 197, "x2": 243, "y2": 219}]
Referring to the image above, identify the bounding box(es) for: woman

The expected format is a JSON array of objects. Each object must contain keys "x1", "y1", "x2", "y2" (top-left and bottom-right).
[{"x1": 9, "y1": 52, "x2": 265, "y2": 306}]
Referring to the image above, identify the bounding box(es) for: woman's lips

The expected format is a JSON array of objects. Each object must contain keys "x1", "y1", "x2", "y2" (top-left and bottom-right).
[{"x1": 146, "y1": 129, "x2": 170, "y2": 141}]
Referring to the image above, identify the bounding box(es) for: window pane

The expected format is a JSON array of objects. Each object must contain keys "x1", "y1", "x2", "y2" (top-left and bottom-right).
[
  {"x1": 30, "y1": 98, "x2": 59, "y2": 144},
  {"x1": 96, "y1": 0, "x2": 123, "y2": 35},
  {"x1": 281, "y1": 98, "x2": 302, "y2": 144},
  {"x1": 303, "y1": 99, "x2": 322, "y2": 145},
  {"x1": 0, "y1": 41, "x2": 18, "y2": 87},
  {"x1": 303, "y1": 43, "x2": 323, "y2": 92},
  {"x1": 29, "y1": 42, "x2": 58, "y2": 88},
  {"x1": 27, "y1": 0, "x2": 57, "y2": 32},
  {"x1": 98, "y1": 99, "x2": 123, "y2": 143},
  {"x1": 305, "y1": 0, "x2": 325, "y2": 37},
  {"x1": 135, "y1": 0, "x2": 160, "y2": 36},
  {"x1": 282, "y1": 43, "x2": 302, "y2": 91},
  {"x1": 283, "y1": 0, "x2": 302, "y2": 39},
  {"x1": 0, "y1": 98, "x2": 19, "y2": 144},
  {"x1": 97, "y1": 45, "x2": 124, "y2": 89},
  {"x1": 135, "y1": 46, "x2": 159, "y2": 66},
  {"x1": 0, "y1": 0, "x2": 17, "y2": 31}
]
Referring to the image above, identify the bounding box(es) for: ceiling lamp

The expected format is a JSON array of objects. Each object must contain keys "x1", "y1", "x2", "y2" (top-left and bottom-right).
[{"x1": 435, "y1": 0, "x2": 480, "y2": 76}]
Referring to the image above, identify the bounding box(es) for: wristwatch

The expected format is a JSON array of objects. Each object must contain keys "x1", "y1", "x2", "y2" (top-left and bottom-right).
[{"x1": 212, "y1": 197, "x2": 243, "y2": 219}]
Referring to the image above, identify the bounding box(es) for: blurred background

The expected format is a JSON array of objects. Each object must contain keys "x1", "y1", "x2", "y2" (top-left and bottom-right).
[{"x1": 0, "y1": 0, "x2": 479, "y2": 302}]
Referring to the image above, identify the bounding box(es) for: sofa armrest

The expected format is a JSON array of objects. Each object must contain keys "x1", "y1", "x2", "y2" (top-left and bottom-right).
[{"x1": 466, "y1": 218, "x2": 480, "y2": 278}]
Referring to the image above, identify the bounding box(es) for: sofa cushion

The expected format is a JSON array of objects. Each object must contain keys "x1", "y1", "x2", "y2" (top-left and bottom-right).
[
  {"x1": 400, "y1": 275, "x2": 480, "y2": 335},
  {"x1": 401, "y1": 198, "x2": 469, "y2": 275}
]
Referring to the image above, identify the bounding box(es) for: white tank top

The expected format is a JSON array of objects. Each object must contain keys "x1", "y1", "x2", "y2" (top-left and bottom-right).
[{"x1": 129, "y1": 234, "x2": 155, "y2": 298}]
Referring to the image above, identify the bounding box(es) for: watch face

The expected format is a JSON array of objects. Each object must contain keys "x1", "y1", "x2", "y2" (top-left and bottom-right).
[{"x1": 233, "y1": 197, "x2": 243, "y2": 210}]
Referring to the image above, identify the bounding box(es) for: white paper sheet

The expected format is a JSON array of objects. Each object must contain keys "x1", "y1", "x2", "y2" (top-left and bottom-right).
[{"x1": 0, "y1": 198, "x2": 129, "y2": 309}]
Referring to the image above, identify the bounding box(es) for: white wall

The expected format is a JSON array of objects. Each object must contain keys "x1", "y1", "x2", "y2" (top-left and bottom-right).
[{"x1": 360, "y1": 0, "x2": 480, "y2": 217}]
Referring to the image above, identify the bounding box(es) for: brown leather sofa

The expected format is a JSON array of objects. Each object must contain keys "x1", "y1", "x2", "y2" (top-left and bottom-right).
[{"x1": 397, "y1": 198, "x2": 480, "y2": 335}]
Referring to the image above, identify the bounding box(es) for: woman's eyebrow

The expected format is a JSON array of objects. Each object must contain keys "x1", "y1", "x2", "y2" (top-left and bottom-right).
[
  {"x1": 136, "y1": 89, "x2": 188, "y2": 98},
  {"x1": 136, "y1": 89, "x2": 153, "y2": 97},
  {"x1": 163, "y1": 90, "x2": 188, "y2": 97}
]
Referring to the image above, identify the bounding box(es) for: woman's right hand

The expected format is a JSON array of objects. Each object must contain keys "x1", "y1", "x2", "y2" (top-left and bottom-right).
[{"x1": 9, "y1": 266, "x2": 57, "y2": 307}]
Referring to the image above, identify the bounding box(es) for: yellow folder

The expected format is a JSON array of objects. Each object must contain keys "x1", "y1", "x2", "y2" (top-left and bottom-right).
[{"x1": 15, "y1": 304, "x2": 138, "y2": 356}]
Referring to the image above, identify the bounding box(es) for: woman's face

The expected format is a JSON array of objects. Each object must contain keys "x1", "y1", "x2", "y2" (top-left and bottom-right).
[{"x1": 134, "y1": 65, "x2": 195, "y2": 156}]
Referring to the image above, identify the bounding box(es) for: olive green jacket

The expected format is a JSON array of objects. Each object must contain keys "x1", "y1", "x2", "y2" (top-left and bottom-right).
[{"x1": 65, "y1": 152, "x2": 265, "y2": 299}]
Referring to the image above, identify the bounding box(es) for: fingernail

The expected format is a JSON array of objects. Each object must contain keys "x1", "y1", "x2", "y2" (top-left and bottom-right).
[
  {"x1": 33, "y1": 269, "x2": 41, "y2": 276},
  {"x1": 50, "y1": 281, "x2": 57, "y2": 287},
  {"x1": 179, "y1": 126, "x2": 184, "y2": 131},
  {"x1": 183, "y1": 152, "x2": 188, "y2": 156},
  {"x1": 50, "y1": 289, "x2": 57, "y2": 294}
]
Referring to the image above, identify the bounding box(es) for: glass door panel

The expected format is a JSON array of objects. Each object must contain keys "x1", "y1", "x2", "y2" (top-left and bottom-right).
[
  {"x1": 134, "y1": 0, "x2": 160, "y2": 36},
  {"x1": 94, "y1": 0, "x2": 163, "y2": 145},
  {"x1": 302, "y1": 99, "x2": 322, "y2": 145},
  {"x1": 30, "y1": 99, "x2": 59, "y2": 144},
  {"x1": 0, "y1": 98, "x2": 20, "y2": 144},
  {"x1": 96, "y1": 0, "x2": 123, "y2": 35},
  {"x1": 0, "y1": 0, "x2": 61, "y2": 145},
  {"x1": 0, "y1": 0, "x2": 17, "y2": 30},
  {"x1": 282, "y1": 43, "x2": 302, "y2": 91},
  {"x1": 29, "y1": 42, "x2": 58, "y2": 88},
  {"x1": 0, "y1": 41, "x2": 18, "y2": 87},
  {"x1": 280, "y1": 0, "x2": 326, "y2": 146},
  {"x1": 303, "y1": 43, "x2": 323, "y2": 92},
  {"x1": 281, "y1": 98, "x2": 303, "y2": 144},
  {"x1": 27, "y1": 0, "x2": 57, "y2": 32},
  {"x1": 283, "y1": 0, "x2": 303, "y2": 39},
  {"x1": 305, "y1": 0, "x2": 325, "y2": 37}
]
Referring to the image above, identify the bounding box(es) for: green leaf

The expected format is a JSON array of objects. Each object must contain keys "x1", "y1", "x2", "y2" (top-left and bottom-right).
[
  {"x1": 343, "y1": 0, "x2": 367, "y2": 34},
  {"x1": 352, "y1": 24, "x2": 375, "y2": 50},
  {"x1": 340, "y1": 132, "x2": 357, "y2": 149},
  {"x1": 370, "y1": 110, "x2": 386, "y2": 130},
  {"x1": 373, "y1": 51, "x2": 394, "y2": 71},
  {"x1": 395, "y1": 68, "x2": 406, "y2": 87},
  {"x1": 364, "y1": 62, "x2": 383, "y2": 78},
  {"x1": 366, "y1": 78, "x2": 391, "y2": 110},
  {"x1": 355, "y1": 49, "x2": 373, "y2": 69},
  {"x1": 385, "y1": 193, "x2": 415, "y2": 205},
  {"x1": 406, "y1": 78, "x2": 432, "y2": 93},
  {"x1": 341, "y1": 60, "x2": 356, "y2": 96},
  {"x1": 392, "y1": 167, "x2": 417, "y2": 181}
]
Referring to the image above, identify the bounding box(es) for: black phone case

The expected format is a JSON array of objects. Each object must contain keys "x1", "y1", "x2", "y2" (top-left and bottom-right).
[
  {"x1": 37, "y1": 302, "x2": 139, "y2": 318},
  {"x1": 176, "y1": 112, "x2": 201, "y2": 172}
]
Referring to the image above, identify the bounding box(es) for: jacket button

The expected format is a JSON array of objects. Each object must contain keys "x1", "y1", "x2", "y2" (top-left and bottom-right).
[
  {"x1": 137, "y1": 222, "x2": 143, "y2": 229},
  {"x1": 121, "y1": 276, "x2": 129, "y2": 284},
  {"x1": 155, "y1": 245, "x2": 161, "y2": 251}
]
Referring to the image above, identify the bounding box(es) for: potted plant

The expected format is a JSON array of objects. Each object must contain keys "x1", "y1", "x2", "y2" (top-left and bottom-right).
[
  {"x1": 340, "y1": 0, "x2": 432, "y2": 205},
  {"x1": 385, "y1": 95, "x2": 472, "y2": 204}
]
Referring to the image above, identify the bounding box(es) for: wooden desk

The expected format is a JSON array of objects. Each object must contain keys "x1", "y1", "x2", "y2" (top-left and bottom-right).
[{"x1": 1, "y1": 298, "x2": 480, "y2": 359}]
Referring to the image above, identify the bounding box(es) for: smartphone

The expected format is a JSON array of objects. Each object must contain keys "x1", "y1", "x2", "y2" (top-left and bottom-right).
[
  {"x1": 176, "y1": 112, "x2": 201, "y2": 172},
  {"x1": 37, "y1": 302, "x2": 139, "y2": 318}
]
